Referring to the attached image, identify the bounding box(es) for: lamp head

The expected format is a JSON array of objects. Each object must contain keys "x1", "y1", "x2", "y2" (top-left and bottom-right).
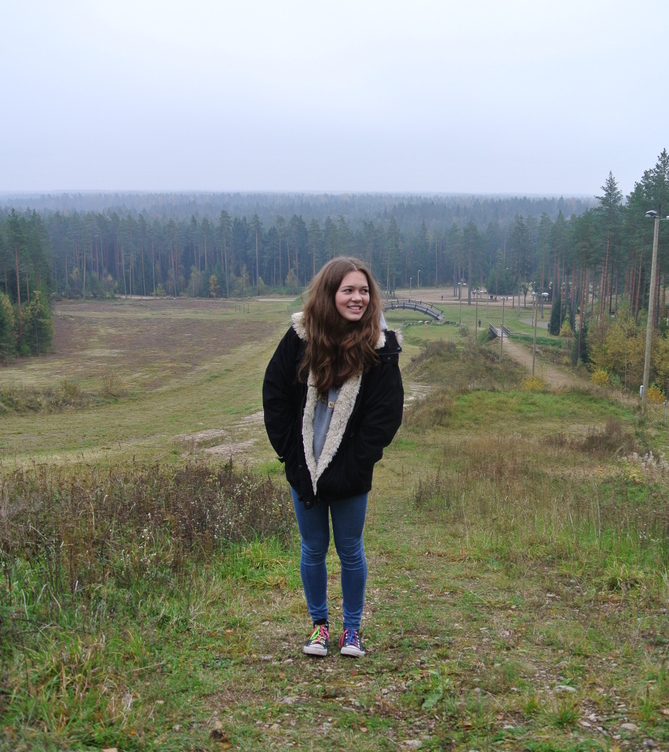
[{"x1": 646, "y1": 210, "x2": 659, "y2": 218}]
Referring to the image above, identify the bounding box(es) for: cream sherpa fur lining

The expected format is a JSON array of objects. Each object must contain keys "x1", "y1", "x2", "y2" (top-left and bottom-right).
[
  {"x1": 291, "y1": 311, "x2": 400, "y2": 494},
  {"x1": 301, "y1": 371, "x2": 362, "y2": 494}
]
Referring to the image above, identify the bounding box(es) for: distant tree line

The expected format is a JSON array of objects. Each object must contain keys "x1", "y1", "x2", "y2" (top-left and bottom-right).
[
  {"x1": 0, "y1": 152, "x2": 667, "y2": 367},
  {"x1": 0, "y1": 193, "x2": 597, "y2": 304}
]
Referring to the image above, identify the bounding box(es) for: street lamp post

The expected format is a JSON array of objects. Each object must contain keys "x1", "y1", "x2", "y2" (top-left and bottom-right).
[
  {"x1": 418, "y1": 269, "x2": 421, "y2": 288},
  {"x1": 459, "y1": 282, "x2": 462, "y2": 325},
  {"x1": 642, "y1": 211, "x2": 669, "y2": 411}
]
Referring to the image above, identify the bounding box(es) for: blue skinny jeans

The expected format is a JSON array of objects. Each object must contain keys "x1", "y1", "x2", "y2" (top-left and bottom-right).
[{"x1": 291, "y1": 487, "x2": 368, "y2": 632}]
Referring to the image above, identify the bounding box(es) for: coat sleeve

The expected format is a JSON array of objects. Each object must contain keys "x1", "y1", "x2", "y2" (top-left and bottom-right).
[
  {"x1": 262, "y1": 328, "x2": 302, "y2": 463},
  {"x1": 352, "y1": 356, "x2": 404, "y2": 471}
]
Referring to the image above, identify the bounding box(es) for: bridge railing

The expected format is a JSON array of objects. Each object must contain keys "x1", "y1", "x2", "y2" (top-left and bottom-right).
[
  {"x1": 489, "y1": 323, "x2": 511, "y2": 338},
  {"x1": 384, "y1": 298, "x2": 444, "y2": 321}
]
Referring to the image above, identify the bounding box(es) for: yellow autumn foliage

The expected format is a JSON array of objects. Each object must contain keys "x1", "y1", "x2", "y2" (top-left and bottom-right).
[{"x1": 591, "y1": 369, "x2": 609, "y2": 386}]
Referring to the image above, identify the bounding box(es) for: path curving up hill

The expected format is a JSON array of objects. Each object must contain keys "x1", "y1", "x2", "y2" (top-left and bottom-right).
[{"x1": 501, "y1": 339, "x2": 583, "y2": 389}]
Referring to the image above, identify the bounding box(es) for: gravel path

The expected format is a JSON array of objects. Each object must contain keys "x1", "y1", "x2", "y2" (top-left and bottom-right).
[{"x1": 501, "y1": 338, "x2": 584, "y2": 389}]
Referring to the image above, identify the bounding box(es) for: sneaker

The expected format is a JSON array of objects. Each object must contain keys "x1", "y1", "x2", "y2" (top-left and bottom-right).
[
  {"x1": 303, "y1": 622, "x2": 329, "y2": 656},
  {"x1": 339, "y1": 629, "x2": 365, "y2": 657}
]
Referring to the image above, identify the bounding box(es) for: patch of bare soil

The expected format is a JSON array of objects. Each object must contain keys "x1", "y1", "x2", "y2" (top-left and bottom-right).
[
  {"x1": 204, "y1": 439, "x2": 257, "y2": 458},
  {"x1": 404, "y1": 381, "x2": 431, "y2": 407},
  {"x1": 38, "y1": 299, "x2": 271, "y2": 389}
]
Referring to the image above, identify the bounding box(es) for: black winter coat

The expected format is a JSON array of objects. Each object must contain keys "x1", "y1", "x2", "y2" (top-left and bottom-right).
[{"x1": 263, "y1": 315, "x2": 404, "y2": 508}]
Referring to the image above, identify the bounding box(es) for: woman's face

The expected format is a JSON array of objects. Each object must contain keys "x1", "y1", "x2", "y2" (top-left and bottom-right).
[{"x1": 335, "y1": 270, "x2": 370, "y2": 322}]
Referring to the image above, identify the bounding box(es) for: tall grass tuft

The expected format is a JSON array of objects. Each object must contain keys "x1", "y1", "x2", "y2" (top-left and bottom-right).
[
  {"x1": 0, "y1": 461, "x2": 293, "y2": 604},
  {"x1": 412, "y1": 433, "x2": 669, "y2": 588}
]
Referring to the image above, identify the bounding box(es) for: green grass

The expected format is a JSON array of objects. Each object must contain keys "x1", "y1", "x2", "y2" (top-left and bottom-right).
[{"x1": 2, "y1": 296, "x2": 669, "y2": 751}]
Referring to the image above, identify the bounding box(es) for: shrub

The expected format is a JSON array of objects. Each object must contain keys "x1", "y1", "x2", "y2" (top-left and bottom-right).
[
  {"x1": 591, "y1": 369, "x2": 609, "y2": 386},
  {"x1": 0, "y1": 292, "x2": 15, "y2": 361},
  {"x1": 588, "y1": 305, "x2": 657, "y2": 392},
  {"x1": 19, "y1": 290, "x2": 53, "y2": 355},
  {"x1": 647, "y1": 383, "x2": 665, "y2": 403},
  {"x1": 410, "y1": 339, "x2": 456, "y2": 366},
  {"x1": 100, "y1": 368, "x2": 127, "y2": 398},
  {"x1": 559, "y1": 320, "x2": 573, "y2": 339},
  {"x1": 542, "y1": 418, "x2": 638, "y2": 457},
  {"x1": 0, "y1": 461, "x2": 293, "y2": 598},
  {"x1": 522, "y1": 375, "x2": 545, "y2": 391},
  {"x1": 579, "y1": 418, "x2": 638, "y2": 456},
  {"x1": 61, "y1": 379, "x2": 81, "y2": 402},
  {"x1": 0, "y1": 384, "x2": 96, "y2": 413},
  {"x1": 404, "y1": 389, "x2": 454, "y2": 431}
]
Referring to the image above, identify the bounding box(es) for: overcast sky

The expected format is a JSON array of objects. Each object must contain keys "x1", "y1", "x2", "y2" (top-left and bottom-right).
[{"x1": 2, "y1": 1, "x2": 667, "y2": 196}]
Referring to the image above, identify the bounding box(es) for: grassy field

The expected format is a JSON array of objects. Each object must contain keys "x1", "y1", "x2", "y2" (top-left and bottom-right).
[{"x1": 1, "y1": 297, "x2": 669, "y2": 751}]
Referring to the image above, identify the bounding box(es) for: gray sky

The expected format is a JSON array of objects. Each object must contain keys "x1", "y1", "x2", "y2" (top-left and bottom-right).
[{"x1": 2, "y1": 1, "x2": 667, "y2": 196}]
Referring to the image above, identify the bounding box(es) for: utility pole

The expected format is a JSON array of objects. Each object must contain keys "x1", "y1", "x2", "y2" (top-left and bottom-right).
[
  {"x1": 475, "y1": 288, "x2": 479, "y2": 343},
  {"x1": 642, "y1": 212, "x2": 661, "y2": 411},
  {"x1": 532, "y1": 294, "x2": 538, "y2": 376},
  {"x1": 14, "y1": 242, "x2": 22, "y2": 340},
  {"x1": 459, "y1": 283, "x2": 462, "y2": 325},
  {"x1": 256, "y1": 228, "x2": 260, "y2": 297},
  {"x1": 500, "y1": 297, "x2": 505, "y2": 362}
]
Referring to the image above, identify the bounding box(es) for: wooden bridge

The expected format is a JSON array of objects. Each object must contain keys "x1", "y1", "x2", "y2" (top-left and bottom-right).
[
  {"x1": 489, "y1": 323, "x2": 511, "y2": 338},
  {"x1": 384, "y1": 298, "x2": 445, "y2": 321}
]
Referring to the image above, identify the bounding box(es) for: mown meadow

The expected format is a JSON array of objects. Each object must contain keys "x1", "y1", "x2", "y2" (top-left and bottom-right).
[{"x1": 1, "y1": 296, "x2": 669, "y2": 752}]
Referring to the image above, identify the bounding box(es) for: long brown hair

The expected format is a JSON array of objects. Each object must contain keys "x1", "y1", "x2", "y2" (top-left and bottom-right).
[{"x1": 298, "y1": 257, "x2": 382, "y2": 393}]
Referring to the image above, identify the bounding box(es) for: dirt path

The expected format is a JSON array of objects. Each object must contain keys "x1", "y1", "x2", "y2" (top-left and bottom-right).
[{"x1": 502, "y1": 338, "x2": 584, "y2": 389}]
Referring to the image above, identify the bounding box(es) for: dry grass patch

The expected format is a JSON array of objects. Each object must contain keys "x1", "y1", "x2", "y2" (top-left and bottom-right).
[{"x1": 0, "y1": 461, "x2": 293, "y2": 600}]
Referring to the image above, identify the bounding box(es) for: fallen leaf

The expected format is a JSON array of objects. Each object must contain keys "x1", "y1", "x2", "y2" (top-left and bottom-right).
[{"x1": 210, "y1": 728, "x2": 230, "y2": 742}]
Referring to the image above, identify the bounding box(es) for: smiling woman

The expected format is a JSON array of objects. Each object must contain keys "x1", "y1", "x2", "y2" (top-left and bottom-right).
[
  {"x1": 263, "y1": 257, "x2": 404, "y2": 659},
  {"x1": 335, "y1": 270, "x2": 370, "y2": 322}
]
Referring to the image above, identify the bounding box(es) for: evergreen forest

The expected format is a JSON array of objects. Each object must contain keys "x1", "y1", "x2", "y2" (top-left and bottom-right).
[{"x1": 1, "y1": 150, "x2": 667, "y2": 373}]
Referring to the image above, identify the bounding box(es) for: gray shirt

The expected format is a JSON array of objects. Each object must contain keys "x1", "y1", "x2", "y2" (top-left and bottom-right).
[{"x1": 312, "y1": 385, "x2": 341, "y2": 463}]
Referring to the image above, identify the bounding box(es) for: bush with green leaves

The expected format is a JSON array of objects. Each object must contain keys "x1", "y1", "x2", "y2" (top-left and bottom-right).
[
  {"x1": 19, "y1": 289, "x2": 53, "y2": 355},
  {"x1": 0, "y1": 292, "x2": 15, "y2": 361}
]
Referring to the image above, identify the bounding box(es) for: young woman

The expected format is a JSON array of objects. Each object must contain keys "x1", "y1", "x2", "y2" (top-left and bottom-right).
[{"x1": 263, "y1": 257, "x2": 403, "y2": 657}]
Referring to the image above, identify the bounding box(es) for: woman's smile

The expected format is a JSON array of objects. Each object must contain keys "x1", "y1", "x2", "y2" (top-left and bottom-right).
[{"x1": 335, "y1": 271, "x2": 370, "y2": 322}]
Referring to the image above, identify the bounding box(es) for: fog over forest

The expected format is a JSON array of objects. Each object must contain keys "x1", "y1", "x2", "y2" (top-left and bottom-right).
[
  {"x1": 1, "y1": 150, "x2": 666, "y2": 349},
  {"x1": 0, "y1": 192, "x2": 592, "y2": 234}
]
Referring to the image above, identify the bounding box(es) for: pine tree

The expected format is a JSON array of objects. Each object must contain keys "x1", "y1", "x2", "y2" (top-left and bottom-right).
[
  {"x1": 549, "y1": 295, "x2": 564, "y2": 335},
  {"x1": 0, "y1": 292, "x2": 15, "y2": 361},
  {"x1": 21, "y1": 289, "x2": 53, "y2": 355}
]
